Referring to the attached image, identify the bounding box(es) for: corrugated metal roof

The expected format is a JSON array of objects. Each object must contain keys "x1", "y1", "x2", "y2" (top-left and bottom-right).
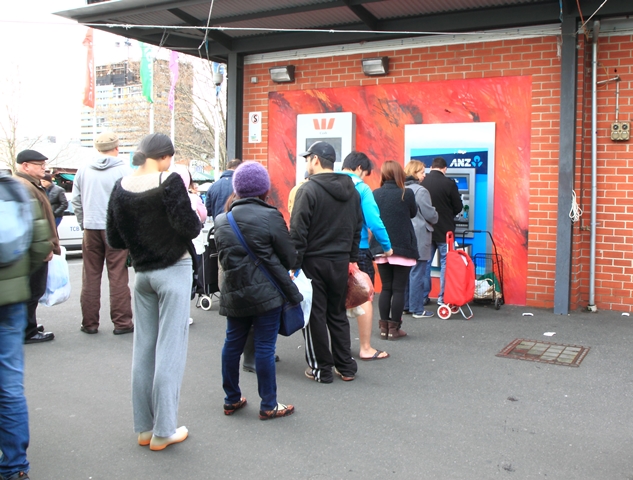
[{"x1": 55, "y1": 0, "x2": 633, "y2": 61}]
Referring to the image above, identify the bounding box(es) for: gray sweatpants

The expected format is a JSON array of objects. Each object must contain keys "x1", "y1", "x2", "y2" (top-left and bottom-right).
[{"x1": 131, "y1": 257, "x2": 192, "y2": 437}]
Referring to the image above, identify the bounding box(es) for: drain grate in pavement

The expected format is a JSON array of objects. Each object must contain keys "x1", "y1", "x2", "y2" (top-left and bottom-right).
[{"x1": 496, "y1": 339, "x2": 590, "y2": 367}]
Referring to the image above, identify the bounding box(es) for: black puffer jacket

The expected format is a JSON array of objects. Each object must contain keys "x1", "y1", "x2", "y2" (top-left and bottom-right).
[{"x1": 214, "y1": 198, "x2": 302, "y2": 318}]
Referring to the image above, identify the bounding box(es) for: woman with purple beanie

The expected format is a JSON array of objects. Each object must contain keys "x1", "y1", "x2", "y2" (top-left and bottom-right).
[{"x1": 214, "y1": 162, "x2": 302, "y2": 420}]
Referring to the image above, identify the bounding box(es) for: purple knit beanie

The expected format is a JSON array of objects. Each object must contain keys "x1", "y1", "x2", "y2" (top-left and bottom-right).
[{"x1": 232, "y1": 161, "x2": 271, "y2": 198}]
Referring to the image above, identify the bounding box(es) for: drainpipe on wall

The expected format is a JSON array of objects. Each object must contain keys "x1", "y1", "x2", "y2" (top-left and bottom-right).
[{"x1": 588, "y1": 20, "x2": 599, "y2": 312}]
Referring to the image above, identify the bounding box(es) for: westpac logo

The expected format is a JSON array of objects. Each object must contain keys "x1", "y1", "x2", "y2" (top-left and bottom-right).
[{"x1": 313, "y1": 118, "x2": 336, "y2": 130}]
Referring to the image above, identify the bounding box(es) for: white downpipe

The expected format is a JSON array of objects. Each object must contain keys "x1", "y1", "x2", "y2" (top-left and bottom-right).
[{"x1": 588, "y1": 21, "x2": 599, "y2": 310}]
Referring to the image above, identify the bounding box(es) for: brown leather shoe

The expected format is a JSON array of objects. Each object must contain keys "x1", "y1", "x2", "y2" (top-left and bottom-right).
[
  {"x1": 80, "y1": 326, "x2": 98, "y2": 334},
  {"x1": 259, "y1": 402, "x2": 294, "y2": 420},
  {"x1": 223, "y1": 397, "x2": 247, "y2": 415}
]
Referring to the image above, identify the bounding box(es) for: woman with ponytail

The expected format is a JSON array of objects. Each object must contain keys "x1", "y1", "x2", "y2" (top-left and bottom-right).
[
  {"x1": 106, "y1": 133, "x2": 202, "y2": 451},
  {"x1": 369, "y1": 161, "x2": 418, "y2": 340}
]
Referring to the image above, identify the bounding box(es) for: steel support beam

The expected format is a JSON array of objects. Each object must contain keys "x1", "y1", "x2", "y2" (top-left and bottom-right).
[
  {"x1": 226, "y1": 52, "x2": 244, "y2": 162},
  {"x1": 553, "y1": 13, "x2": 578, "y2": 314}
]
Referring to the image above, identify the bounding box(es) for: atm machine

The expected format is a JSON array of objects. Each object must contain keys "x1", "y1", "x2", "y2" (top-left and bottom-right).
[{"x1": 444, "y1": 167, "x2": 476, "y2": 238}]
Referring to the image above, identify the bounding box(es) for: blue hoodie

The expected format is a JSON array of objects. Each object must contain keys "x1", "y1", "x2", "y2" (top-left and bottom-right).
[{"x1": 341, "y1": 171, "x2": 391, "y2": 252}]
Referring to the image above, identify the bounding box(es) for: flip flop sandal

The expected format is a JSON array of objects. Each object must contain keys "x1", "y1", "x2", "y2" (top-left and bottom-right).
[{"x1": 359, "y1": 350, "x2": 390, "y2": 361}]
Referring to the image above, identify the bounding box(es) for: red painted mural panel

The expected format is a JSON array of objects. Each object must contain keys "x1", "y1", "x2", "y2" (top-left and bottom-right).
[{"x1": 268, "y1": 76, "x2": 531, "y2": 305}]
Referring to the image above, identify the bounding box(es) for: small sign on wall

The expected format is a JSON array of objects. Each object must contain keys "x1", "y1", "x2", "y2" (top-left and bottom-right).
[{"x1": 249, "y1": 112, "x2": 262, "y2": 143}]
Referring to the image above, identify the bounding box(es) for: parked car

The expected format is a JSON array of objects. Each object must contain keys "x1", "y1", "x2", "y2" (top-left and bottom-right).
[{"x1": 57, "y1": 192, "x2": 83, "y2": 252}]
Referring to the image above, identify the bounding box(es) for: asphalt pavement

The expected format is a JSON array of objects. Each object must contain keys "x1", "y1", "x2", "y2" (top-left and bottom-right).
[{"x1": 22, "y1": 256, "x2": 633, "y2": 479}]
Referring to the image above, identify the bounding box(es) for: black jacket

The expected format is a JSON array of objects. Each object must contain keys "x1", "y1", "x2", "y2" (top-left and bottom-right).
[
  {"x1": 46, "y1": 184, "x2": 68, "y2": 218},
  {"x1": 289, "y1": 172, "x2": 362, "y2": 269},
  {"x1": 214, "y1": 198, "x2": 302, "y2": 317},
  {"x1": 106, "y1": 173, "x2": 202, "y2": 272},
  {"x1": 369, "y1": 181, "x2": 418, "y2": 259},
  {"x1": 421, "y1": 170, "x2": 463, "y2": 243}
]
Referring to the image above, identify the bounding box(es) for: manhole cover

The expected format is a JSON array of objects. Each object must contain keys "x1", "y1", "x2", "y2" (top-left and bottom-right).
[{"x1": 496, "y1": 339, "x2": 590, "y2": 367}]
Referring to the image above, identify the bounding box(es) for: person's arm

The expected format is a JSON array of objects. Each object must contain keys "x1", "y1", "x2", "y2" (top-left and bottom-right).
[
  {"x1": 71, "y1": 172, "x2": 84, "y2": 229},
  {"x1": 418, "y1": 187, "x2": 438, "y2": 225},
  {"x1": 105, "y1": 185, "x2": 127, "y2": 250},
  {"x1": 269, "y1": 209, "x2": 298, "y2": 271},
  {"x1": 54, "y1": 187, "x2": 68, "y2": 217},
  {"x1": 349, "y1": 190, "x2": 362, "y2": 263},
  {"x1": 405, "y1": 189, "x2": 418, "y2": 218},
  {"x1": 163, "y1": 173, "x2": 203, "y2": 240},
  {"x1": 359, "y1": 183, "x2": 391, "y2": 252},
  {"x1": 205, "y1": 185, "x2": 215, "y2": 218},
  {"x1": 289, "y1": 186, "x2": 312, "y2": 269},
  {"x1": 28, "y1": 199, "x2": 53, "y2": 272},
  {"x1": 450, "y1": 181, "x2": 463, "y2": 216}
]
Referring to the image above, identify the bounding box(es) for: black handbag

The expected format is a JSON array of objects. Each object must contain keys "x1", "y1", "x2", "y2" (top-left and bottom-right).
[{"x1": 226, "y1": 212, "x2": 304, "y2": 336}]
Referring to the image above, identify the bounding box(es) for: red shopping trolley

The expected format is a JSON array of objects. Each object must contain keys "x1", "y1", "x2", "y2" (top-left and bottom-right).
[{"x1": 437, "y1": 231, "x2": 475, "y2": 320}]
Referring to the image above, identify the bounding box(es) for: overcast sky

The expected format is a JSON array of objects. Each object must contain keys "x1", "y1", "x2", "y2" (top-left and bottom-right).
[{"x1": 1, "y1": 1, "x2": 145, "y2": 140}]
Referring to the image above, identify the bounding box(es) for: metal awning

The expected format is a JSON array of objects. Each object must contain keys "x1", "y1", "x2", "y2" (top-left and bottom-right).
[{"x1": 55, "y1": 0, "x2": 633, "y2": 63}]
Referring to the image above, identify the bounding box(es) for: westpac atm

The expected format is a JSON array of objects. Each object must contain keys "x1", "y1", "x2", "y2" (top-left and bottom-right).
[
  {"x1": 445, "y1": 167, "x2": 476, "y2": 238},
  {"x1": 296, "y1": 113, "x2": 356, "y2": 184}
]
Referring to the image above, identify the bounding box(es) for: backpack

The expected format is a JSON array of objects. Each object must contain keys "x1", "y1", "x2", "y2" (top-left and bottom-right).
[{"x1": 0, "y1": 173, "x2": 34, "y2": 266}]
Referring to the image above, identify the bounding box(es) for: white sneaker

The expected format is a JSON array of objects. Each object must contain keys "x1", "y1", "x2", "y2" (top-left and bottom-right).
[
  {"x1": 412, "y1": 311, "x2": 434, "y2": 318},
  {"x1": 188, "y1": 318, "x2": 193, "y2": 325}
]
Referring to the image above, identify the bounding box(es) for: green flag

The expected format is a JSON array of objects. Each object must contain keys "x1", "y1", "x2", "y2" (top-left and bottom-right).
[{"x1": 140, "y1": 43, "x2": 153, "y2": 103}]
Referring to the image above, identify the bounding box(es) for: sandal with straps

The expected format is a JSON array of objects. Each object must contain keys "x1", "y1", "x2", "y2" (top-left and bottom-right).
[{"x1": 259, "y1": 402, "x2": 295, "y2": 420}]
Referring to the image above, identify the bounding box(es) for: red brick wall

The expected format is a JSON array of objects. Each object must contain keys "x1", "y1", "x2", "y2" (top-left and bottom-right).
[{"x1": 241, "y1": 34, "x2": 633, "y2": 312}]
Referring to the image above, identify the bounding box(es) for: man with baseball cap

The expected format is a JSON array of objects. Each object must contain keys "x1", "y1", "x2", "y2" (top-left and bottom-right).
[
  {"x1": 290, "y1": 141, "x2": 363, "y2": 383},
  {"x1": 14, "y1": 149, "x2": 61, "y2": 344},
  {"x1": 71, "y1": 131, "x2": 134, "y2": 335}
]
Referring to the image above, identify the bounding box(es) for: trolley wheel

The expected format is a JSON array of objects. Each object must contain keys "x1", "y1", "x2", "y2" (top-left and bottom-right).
[
  {"x1": 199, "y1": 295, "x2": 213, "y2": 311},
  {"x1": 494, "y1": 298, "x2": 501, "y2": 310},
  {"x1": 450, "y1": 305, "x2": 460, "y2": 314},
  {"x1": 438, "y1": 304, "x2": 452, "y2": 320}
]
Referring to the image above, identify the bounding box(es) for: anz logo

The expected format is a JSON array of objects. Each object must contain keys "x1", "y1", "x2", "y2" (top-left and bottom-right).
[
  {"x1": 449, "y1": 155, "x2": 483, "y2": 168},
  {"x1": 313, "y1": 118, "x2": 336, "y2": 130}
]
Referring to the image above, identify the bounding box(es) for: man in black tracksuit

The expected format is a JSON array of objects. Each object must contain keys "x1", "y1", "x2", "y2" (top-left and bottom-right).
[
  {"x1": 290, "y1": 141, "x2": 362, "y2": 383},
  {"x1": 421, "y1": 156, "x2": 463, "y2": 304}
]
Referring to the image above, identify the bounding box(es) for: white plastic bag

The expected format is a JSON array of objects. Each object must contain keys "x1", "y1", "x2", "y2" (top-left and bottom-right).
[
  {"x1": 39, "y1": 246, "x2": 71, "y2": 307},
  {"x1": 293, "y1": 270, "x2": 312, "y2": 328}
]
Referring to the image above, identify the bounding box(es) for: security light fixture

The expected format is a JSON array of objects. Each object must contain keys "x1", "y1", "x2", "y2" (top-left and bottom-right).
[
  {"x1": 269, "y1": 65, "x2": 295, "y2": 83},
  {"x1": 361, "y1": 57, "x2": 389, "y2": 76}
]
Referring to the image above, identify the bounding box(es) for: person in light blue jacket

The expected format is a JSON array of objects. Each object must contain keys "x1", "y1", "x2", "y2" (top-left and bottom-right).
[{"x1": 341, "y1": 152, "x2": 392, "y2": 361}]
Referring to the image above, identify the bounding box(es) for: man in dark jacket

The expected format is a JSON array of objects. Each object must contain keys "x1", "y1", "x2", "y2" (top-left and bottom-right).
[
  {"x1": 41, "y1": 174, "x2": 68, "y2": 228},
  {"x1": 0, "y1": 173, "x2": 53, "y2": 480},
  {"x1": 290, "y1": 141, "x2": 363, "y2": 384},
  {"x1": 205, "y1": 158, "x2": 242, "y2": 220},
  {"x1": 420, "y1": 156, "x2": 463, "y2": 304},
  {"x1": 15, "y1": 149, "x2": 61, "y2": 344}
]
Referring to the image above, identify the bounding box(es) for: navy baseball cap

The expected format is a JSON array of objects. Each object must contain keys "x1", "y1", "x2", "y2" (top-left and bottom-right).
[{"x1": 300, "y1": 141, "x2": 336, "y2": 163}]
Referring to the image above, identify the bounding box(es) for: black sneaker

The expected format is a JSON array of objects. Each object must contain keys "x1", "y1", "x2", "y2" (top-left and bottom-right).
[{"x1": 6, "y1": 472, "x2": 30, "y2": 480}]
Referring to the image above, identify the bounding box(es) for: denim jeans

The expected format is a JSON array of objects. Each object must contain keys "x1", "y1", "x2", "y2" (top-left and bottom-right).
[
  {"x1": 0, "y1": 303, "x2": 30, "y2": 479},
  {"x1": 422, "y1": 242, "x2": 448, "y2": 303},
  {"x1": 222, "y1": 306, "x2": 281, "y2": 411},
  {"x1": 408, "y1": 260, "x2": 428, "y2": 314}
]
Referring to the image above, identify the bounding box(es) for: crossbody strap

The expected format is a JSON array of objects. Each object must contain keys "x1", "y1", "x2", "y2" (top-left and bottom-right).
[{"x1": 227, "y1": 211, "x2": 287, "y2": 299}]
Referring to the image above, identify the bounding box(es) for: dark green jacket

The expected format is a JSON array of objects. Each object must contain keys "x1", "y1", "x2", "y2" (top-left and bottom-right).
[{"x1": 0, "y1": 199, "x2": 53, "y2": 306}]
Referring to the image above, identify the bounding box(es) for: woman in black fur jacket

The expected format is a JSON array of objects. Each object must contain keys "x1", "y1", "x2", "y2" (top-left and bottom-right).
[
  {"x1": 370, "y1": 161, "x2": 417, "y2": 340},
  {"x1": 106, "y1": 133, "x2": 201, "y2": 451}
]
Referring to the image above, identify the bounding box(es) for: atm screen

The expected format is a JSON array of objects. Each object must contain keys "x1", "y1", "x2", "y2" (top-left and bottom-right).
[{"x1": 451, "y1": 176, "x2": 468, "y2": 191}]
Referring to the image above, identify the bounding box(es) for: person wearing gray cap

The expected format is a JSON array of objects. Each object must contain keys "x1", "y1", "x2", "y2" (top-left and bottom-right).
[
  {"x1": 71, "y1": 131, "x2": 134, "y2": 335},
  {"x1": 289, "y1": 141, "x2": 363, "y2": 383},
  {"x1": 14, "y1": 149, "x2": 61, "y2": 344}
]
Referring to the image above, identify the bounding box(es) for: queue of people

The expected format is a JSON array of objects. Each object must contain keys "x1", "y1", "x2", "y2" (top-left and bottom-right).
[{"x1": 0, "y1": 135, "x2": 460, "y2": 479}]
